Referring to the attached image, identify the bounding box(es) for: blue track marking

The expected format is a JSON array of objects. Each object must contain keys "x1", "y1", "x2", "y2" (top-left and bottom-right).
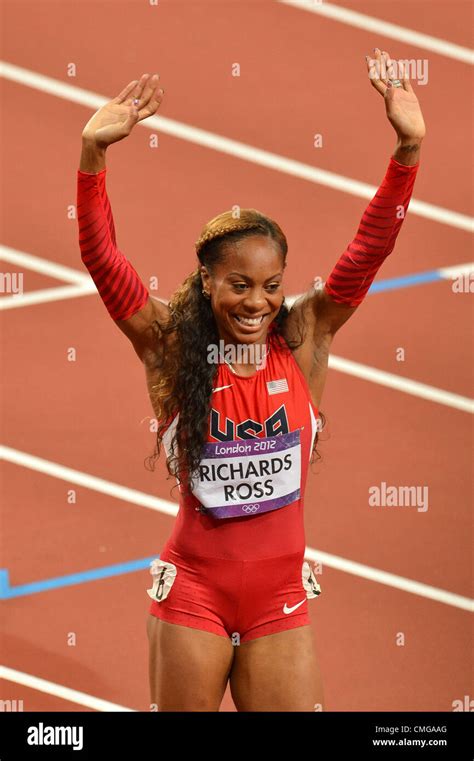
[
  {"x1": 0, "y1": 556, "x2": 159, "y2": 599},
  {"x1": 368, "y1": 269, "x2": 443, "y2": 294}
]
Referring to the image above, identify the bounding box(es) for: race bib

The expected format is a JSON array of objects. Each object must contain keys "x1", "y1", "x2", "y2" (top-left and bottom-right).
[
  {"x1": 191, "y1": 429, "x2": 301, "y2": 519},
  {"x1": 147, "y1": 558, "x2": 177, "y2": 602},
  {"x1": 302, "y1": 560, "x2": 322, "y2": 598}
]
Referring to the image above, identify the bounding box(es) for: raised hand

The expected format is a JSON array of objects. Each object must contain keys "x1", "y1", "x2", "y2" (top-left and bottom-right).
[
  {"x1": 366, "y1": 49, "x2": 426, "y2": 142},
  {"x1": 82, "y1": 73, "x2": 164, "y2": 149}
]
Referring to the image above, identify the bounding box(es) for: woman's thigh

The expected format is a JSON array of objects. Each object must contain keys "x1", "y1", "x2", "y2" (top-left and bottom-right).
[
  {"x1": 228, "y1": 624, "x2": 324, "y2": 712},
  {"x1": 147, "y1": 614, "x2": 235, "y2": 711}
]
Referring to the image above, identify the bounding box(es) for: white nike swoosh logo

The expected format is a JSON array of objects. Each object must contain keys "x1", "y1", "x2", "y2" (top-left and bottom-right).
[
  {"x1": 283, "y1": 599, "x2": 306, "y2": 614},
  {"x1": 212, "y1": 384, "x2": 234, "y2": 393}
]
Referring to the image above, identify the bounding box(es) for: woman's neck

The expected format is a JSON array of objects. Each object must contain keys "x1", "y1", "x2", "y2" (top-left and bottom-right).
[{"x1": 218, "y1": 334, "x2": 271, "y2": 376}]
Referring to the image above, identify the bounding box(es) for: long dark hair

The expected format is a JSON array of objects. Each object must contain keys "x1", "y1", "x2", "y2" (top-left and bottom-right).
[{"x1": 144, "y1": 209, "x2": 326, "y2": 495}]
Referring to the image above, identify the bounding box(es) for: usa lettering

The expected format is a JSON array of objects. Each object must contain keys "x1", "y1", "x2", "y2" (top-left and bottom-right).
[{"x1": 210, "y1": 404, "x2": 289, "y2": 441}]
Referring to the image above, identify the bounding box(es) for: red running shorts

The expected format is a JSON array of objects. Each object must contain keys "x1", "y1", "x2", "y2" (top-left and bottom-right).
[{"x1": 147, "y1": 542, "x2": 321, "y2": 644}]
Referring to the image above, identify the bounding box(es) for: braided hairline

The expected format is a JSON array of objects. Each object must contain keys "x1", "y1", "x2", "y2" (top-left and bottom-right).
[{"x1": 195, "y1": 221, "x2": 267, "y2": 256}]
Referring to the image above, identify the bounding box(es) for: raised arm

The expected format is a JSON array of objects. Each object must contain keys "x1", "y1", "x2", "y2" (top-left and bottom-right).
[
  {"x1": 77, "y1": 74, "x2": 169, "y2": 363},
  {"x1": 313, "y1": 147, "x2": 420, "y2": 334},
  {"x1": 285, "y1": 49, "x2": 426, "y2": 407},
  {"x1": 313, "y1": 49, "x2": 425, "y2": 334}
]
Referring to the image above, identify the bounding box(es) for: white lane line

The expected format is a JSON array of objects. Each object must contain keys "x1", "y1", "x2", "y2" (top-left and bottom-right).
[
  {"x1": 0, "y1": 283, "x2": 96, "y2": 310},
  {"x1": 0, "y1": 666, "x2": 135, "y2": 712},
  {"x1": 328, "y1": 355, "x2": 473, "y2": 413},
  {"x1": 0, "y1": 445, "x2": 178, "y2": 517},
  {"x1": 304, "y1": 548, "x2": 473, "y2": 612},
  {"x1": 278, "y1": 0, "x2": 474, "y2": 65},
  {"x1": 438, "y1": 262, "x2": 474, "y2": 278},
  {"x1": 1, "y1": 61, "x2": 472, "y2": 233},
  {"x1": 0, "y1": 245, "x2": 96, "y2": 310},
  {"x1": 0, "y1": 244, "x2": 90, "y2": 284},
  {"x1": 1, "y1": 445, "x2": 472, "y2": 611}
]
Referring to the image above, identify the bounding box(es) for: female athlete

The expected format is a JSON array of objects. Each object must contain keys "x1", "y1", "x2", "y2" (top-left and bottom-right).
[{"x1": 77, "y1": 49, "x2": 425, "y2": 711}]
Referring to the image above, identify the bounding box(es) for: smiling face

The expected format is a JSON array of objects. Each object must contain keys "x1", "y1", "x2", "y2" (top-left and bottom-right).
[{"x1": 200, "y1": 235, "x2": 285, "y2": 346}]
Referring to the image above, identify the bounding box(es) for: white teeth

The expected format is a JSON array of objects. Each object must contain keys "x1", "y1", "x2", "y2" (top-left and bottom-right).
[{"x1": 235, "y1": 315, "x2": 264, "y2": 326}]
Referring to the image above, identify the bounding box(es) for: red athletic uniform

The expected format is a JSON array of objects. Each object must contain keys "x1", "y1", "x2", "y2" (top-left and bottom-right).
[
  {"x1": 147, "y1": 328, "x2": 322, "y2": 642},
  {"x1": 77, "y1": 155, "x2": 419, "y2": 643}
]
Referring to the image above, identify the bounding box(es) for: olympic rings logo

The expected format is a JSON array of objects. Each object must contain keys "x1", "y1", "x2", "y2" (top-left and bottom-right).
[{"x1": 241, "y1": 504, "x2": 260, "y2": 514}]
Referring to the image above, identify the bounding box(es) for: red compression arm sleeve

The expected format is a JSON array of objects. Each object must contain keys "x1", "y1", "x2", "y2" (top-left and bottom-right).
[
  {"x1": 77, "y1": 168, "x2": 149, "y2": 320},
  {"x1": 324, "y1": 156, "x2": 419, "y2": 307}
]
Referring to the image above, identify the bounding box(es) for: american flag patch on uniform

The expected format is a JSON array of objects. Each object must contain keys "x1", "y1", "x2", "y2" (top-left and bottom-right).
[{"x1": 266, "y1": 378, "x2": 289, "y2": 395}]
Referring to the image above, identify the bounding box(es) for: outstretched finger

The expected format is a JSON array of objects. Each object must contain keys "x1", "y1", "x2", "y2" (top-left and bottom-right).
[
  {"x1": 137, "y1": 87, "x2": 165, "y2": 120},
  {"x1": 382, "y1": 50, "x2": 396, "y2": 80},
  {"x1": 366, "y1": 55, "x2": 386, "y2": 96},
  {"x1": 125, "y1": 73, "x2": 152, "y2": 108},
  {"x1": 399, "y1": 60, "x2": 414, "y2": 93},
  {"x1": 113, "y1": 79, "x2": 139, "y2": 105},
  {"x1": 376, "y1": 48, "x2": 390, "y2": 85},
  {"x1": 135, "y1": 73, "x2": 160, "y2": 111}
]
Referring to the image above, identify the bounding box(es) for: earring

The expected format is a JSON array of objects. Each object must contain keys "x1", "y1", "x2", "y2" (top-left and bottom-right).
[{"x1": 202, "y1": 289, "x2": 210, "y2": 299}]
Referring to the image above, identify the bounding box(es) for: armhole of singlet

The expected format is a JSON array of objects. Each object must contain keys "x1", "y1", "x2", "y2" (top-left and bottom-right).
[
  {"x1": 162, "y1": 412, "x2": 179, "y2": 459},
  {"x1": 288, "y1": 355, "x2": 320, "y2": 456},
  {"x1": 161, "y1": 412, "x2": 186, "y2": 491},
  {"x1": 271, "y1": 328, "x2": 320, "y2": 419}
]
